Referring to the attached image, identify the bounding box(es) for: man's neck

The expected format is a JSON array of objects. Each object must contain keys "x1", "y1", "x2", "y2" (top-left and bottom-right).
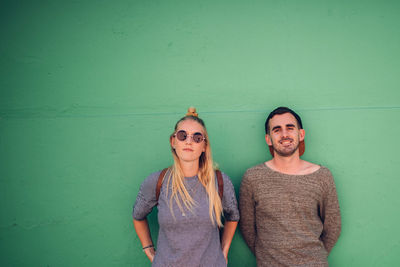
[
  {"x1": 266, "y1": 153, "x2": 320, "y2": 175},
  {"x1": 268, "y1": 154, "x2": 303, "y2": 175}
]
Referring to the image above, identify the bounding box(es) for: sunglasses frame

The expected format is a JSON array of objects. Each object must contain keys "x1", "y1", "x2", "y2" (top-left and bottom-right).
[{"x1": 173, "y1": 130, "x2": 206, "y2": 143}]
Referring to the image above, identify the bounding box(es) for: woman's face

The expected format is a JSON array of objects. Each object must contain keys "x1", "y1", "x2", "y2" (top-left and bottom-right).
[{"x1": 171, "y1": 119, "x2": 206, "y2": 164}]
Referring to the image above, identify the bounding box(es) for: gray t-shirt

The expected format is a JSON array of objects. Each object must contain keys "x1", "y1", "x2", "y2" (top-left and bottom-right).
[{"x1": 133, "y1": 170, "x2": 239, "y2": 267}]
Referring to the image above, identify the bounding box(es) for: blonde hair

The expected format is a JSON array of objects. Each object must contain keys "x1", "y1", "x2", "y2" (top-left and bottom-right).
[{"x1": 166, "y1": 107, "x2": 223, "y2": 227}]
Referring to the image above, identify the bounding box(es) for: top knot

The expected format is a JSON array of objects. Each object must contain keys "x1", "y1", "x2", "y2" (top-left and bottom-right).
[{"x1": 186, "y1": 107, "x2": 198, "y2": 117}]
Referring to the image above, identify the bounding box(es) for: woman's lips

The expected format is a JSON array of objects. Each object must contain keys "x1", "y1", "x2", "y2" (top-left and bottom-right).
[{"x1": 183, "y1": 148, "x2": 194, "y2": 152}]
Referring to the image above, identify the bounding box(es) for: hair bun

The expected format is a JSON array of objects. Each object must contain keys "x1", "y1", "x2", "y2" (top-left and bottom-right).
[{"x1": 186, "y1": 107, "x2": 198, "y2": 117}]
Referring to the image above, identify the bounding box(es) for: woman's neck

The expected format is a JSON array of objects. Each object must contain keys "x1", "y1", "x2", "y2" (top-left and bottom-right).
[{"x1": 179, "y1": 161, "x2": 199, "y2": 177}]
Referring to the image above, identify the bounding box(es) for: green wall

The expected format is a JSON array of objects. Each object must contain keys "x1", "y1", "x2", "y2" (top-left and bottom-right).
[{"x1": 1, "y1": 1, "x2": 400, "y2": 266}]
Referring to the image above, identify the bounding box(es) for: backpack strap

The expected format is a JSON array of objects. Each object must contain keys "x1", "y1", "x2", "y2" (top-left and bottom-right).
[
  {"x1": 156, "y1": 168, "x2": 168, "y2": 202},
  {"x1": 216, "y1": 170, "x2": 223, "y2": 200}
]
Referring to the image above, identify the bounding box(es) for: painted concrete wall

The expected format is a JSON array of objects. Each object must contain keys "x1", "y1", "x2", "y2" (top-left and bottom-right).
[{"x1": 1, "y1": 1, "x2": 399, "y2": 266}]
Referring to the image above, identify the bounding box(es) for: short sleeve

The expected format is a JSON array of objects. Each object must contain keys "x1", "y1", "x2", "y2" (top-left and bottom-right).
[
  {"x1": 132, "y1": 171, "x2": 161, "y2": 220},
  {"x1": 221, "y1": 172, "x2": 240, "y2": 222}
]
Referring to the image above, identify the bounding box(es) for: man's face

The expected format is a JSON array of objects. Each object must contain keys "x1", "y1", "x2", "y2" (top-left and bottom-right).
[{"x1": 265, "y1": 113, "x2": 305, "y2": 157}]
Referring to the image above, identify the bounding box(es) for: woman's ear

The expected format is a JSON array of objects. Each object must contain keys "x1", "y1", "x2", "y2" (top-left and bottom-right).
[{"x1": 170, "y1": 135, "x2": 175, "y2": 149}]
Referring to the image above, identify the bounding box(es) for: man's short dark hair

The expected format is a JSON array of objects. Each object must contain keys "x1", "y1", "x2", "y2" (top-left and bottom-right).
[{"x1": 265, "y1": 107, "x2": 303, "y2": 134}]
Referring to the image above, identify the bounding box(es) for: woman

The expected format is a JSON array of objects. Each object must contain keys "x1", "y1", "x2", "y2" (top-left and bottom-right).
[{"x1": 133, "y1": 107, "x2": 239, "y2": 266}]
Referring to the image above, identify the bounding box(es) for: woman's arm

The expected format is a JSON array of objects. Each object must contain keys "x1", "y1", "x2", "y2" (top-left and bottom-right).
[
  {"x1": 133, "y1": 218, "x2": 156, "y2": 262},
  {"x1": 220, "y1": 221, "x2": 238, "y2": 262}
]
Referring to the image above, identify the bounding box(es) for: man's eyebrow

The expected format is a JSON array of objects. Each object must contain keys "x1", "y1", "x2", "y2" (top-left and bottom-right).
[
  {"x1": 271, "y1": 126, "x2": 281, "y2": 131},
  {"x1": 286, "y1": 124, "x2": 296, "y2": 128}
]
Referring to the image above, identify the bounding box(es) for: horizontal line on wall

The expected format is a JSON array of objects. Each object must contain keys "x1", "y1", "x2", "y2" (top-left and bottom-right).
[
  {"x1": 0, "y1": 105, "x2": 399, "y2": 119},
  {"x1": 204, "y1": 105, "x2": 400, "y2": 114}
]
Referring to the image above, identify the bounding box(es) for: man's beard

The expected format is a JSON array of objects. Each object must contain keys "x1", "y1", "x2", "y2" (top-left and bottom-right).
[{"x1": 272, "y1": 138, "x2": 299, "y2": 157}]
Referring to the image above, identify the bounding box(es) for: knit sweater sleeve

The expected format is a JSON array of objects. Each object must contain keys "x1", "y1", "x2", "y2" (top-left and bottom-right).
[
  {"x1": 239, "y1": 169, "x2": 256, "y2": 254},
  {"x1": 320, "y1": 169, "x2": 342, "y2": 253}
]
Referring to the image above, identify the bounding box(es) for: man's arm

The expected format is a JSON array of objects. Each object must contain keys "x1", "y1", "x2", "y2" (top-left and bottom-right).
[
  {"x1": 239, "y1": 173, "x2": 256, "y2": 254},
  {"x1": 320, "y1": 175, "x2": 341, "y2": 253}
]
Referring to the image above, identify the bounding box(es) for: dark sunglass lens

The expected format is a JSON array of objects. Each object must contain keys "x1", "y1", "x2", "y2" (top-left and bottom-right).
[
  {"x1": 193, "y1": 133, "x2": 203, "y2": 143},
  {"x1": 176, "y1": 130, "x2": 187, "y2": 141}
]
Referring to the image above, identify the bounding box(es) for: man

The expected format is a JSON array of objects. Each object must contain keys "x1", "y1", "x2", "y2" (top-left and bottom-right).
[{"x1": 239, "y1": 107, "x2": 341, "y2": 267}]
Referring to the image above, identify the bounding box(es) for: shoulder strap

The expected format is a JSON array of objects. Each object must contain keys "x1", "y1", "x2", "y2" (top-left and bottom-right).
[
  {"x1": 156, "y1": 168, "x2": 168, "y2": 202},
  {"x1": 216, "y1": 170, "x2": 223, "y2": 200}
]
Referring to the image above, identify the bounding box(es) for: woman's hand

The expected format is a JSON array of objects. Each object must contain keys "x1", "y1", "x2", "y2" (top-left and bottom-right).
[
  {"x1": 222, "y1": 249, "x2": 228, "y2": 264},
  {"x1": 144, "y1": 247, "x2": 156, "y2": 262}
]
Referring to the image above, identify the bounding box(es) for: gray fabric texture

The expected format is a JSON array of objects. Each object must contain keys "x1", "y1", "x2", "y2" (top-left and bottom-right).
[
  {"x1": 133, "y1": 170, "x2": 239, "y2": 267},
  {"x1": 239, "y1": 163, "x2": 341, "y2": 267}
]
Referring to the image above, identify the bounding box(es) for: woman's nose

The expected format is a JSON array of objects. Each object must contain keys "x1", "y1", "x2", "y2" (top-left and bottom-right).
[{"x1": 185, "y1": 135, "x2": 194, "y2": 144}]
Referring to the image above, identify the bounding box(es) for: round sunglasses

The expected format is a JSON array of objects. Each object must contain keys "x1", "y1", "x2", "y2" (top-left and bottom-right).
[{"x1": 174, "y1": 130, "x2": 205, "y2": 143}]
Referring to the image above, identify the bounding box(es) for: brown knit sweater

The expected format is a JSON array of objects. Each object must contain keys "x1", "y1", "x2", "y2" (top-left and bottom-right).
[{"x1": 239, "y1": 163, "x2": 341, "y2": 267}]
